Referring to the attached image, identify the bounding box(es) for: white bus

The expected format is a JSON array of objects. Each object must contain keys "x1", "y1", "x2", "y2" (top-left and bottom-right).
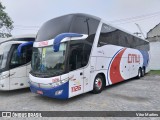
[
  {"x1": 0, "y1": 34, "x2": 35, "y2": 90},
  {"x1": 29, "y1": 14, "x2": 150, "y2": 99}
]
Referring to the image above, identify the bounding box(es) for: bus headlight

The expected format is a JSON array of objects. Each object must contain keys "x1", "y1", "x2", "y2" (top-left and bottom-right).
[
  {"x1": 60, "y1": 78, "x2": 68, "y2": 84},
  {"x1": 52, "y1": 78, "x2": 68, "y2": 87}
]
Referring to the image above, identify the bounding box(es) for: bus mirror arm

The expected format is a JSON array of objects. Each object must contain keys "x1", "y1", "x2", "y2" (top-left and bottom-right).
[
  {"x1": 53, "y1": 33, "x2": 83, "y2": 52},
  {"x1": 17, "y1": 41, "x2": 33, "y2": 57}
]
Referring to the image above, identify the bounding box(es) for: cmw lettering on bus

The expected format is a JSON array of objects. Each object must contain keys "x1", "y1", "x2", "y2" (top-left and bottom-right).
[{"x1": 128, "y1": 54, "x2": 140, "y2": 63}]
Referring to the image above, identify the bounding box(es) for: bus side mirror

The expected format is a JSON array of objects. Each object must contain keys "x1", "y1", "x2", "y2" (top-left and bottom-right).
[
  {"x1": 69, "y1": 64, "x2": 72, "y2": 70},
  {"x1": 17, "y1": 41, "x2": 33, "y2": 56},
  {"x1": 53, "y1": 33, "x2": 83, "y2": 52}
]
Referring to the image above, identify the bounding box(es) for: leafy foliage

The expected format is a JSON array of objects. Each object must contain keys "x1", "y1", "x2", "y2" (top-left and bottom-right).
[{"x1": 0, "y1": 2, "x2": 13, "y2": 38}]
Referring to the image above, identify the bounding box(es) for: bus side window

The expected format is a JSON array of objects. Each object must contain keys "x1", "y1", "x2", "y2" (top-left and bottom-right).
[
  {"x1": 10, "y1": 44, "x2": 32, "y2": 69},
  {"x1": 98, "y1": 24, "x2": 117, "y2": 47}
]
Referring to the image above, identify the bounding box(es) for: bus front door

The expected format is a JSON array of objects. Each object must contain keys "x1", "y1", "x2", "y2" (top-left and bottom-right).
[{"x1": 9, "y1": 66, "x2": 27, "y2": 90}]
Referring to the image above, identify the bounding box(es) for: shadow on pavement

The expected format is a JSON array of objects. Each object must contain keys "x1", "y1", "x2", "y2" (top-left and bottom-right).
[{"x1": 0, "y1": 88, "x2": 30, "y2": 96}]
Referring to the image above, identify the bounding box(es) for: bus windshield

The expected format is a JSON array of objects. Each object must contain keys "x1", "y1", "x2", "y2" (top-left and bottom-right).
[
  {"x1": 0, "y1": 44, "x2": 11, "y2": 70},
  {"x1": 31, "y1": 42, "x2": 67, "y2": 77}
]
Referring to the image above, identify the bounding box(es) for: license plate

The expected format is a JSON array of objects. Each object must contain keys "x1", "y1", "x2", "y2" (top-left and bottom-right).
[{"x1": 37, "y1": 90, "x2": 43, "y2": 95}]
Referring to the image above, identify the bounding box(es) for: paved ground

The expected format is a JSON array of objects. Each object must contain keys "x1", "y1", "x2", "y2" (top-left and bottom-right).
[{"x1": 0, "y1": 74, "x2": 160, "y2": 119}]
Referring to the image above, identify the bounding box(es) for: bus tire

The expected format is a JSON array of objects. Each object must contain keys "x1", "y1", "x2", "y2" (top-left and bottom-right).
[
  {"x1": 141, "y1": 67, "x2": 145, "y2": 77},
  {"x1": 137, "y1": 68, "x2": 142, "y2": 79},
  {"x1": 92, "y1": 74, "x2": 104, "y2": 94}
]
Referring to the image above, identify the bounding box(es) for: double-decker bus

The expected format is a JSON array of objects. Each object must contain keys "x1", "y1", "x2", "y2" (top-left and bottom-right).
[
  {"x1": 0, "y1": 34, "x2": 35, "y2": 90},
  {"x1": 29, "y1": 14, "x2": 150, "y2": 99}
]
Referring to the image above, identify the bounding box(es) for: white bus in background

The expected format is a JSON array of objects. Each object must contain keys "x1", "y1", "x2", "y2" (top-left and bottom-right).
[
  {"x1": 0, "y1": 34, "x2": 35, "y2": 90},
  {"x1": 29, "y1": 13, "x2": 150, "y2": 99},
  {"x1": 0, "y1": 38, "x2": 8, "y2": 43}
]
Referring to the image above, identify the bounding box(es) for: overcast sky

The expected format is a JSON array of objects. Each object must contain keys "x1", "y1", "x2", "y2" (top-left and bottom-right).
[{"x1": 1, "y1": 0, "x2": 160, "y2": 38}]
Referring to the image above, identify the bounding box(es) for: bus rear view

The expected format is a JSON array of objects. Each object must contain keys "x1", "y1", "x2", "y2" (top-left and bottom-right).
[{"x1": 29, "y1": 14, "x2": 150, "y2": 99}]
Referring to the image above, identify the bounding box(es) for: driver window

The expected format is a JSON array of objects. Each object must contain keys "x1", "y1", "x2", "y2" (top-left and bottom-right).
[
  {"x1": 69, "y1": 41, "x2": 92, "y2": 71},
  {"x1": 69, "y1": 43, "x2": 83, "y2": 71},
  {"x1": 10, "y1": 44, "x2": 32, "y2": 69}
]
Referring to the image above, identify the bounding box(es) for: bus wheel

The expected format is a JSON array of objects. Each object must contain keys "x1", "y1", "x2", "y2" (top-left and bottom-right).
[
  {"x1": 93, "y1": 74, "x2": 104, "y2": 94},
  {"x1": 141, "y1": 67, "x2": 145, "y2": 77},
  {"x1": 137, "y1": 68, "x2": 142, "y2": 79}
]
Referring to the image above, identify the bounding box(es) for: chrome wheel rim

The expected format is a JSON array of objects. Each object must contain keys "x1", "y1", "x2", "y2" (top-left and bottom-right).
[
  {"x1": 95, "y1": 78, "x2": 102, "y2": 90},
  {"x1": 138, "y1": 69, "x2": 141, "y2": 77},
  {"x1": 142, "y1": 69, "x2": 144, "y2": 76}
]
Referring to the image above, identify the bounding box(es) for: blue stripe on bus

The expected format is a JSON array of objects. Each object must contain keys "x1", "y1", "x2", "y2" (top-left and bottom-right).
[{"x1": 139, "y1": 50, "x2": 149, "y2": 67}]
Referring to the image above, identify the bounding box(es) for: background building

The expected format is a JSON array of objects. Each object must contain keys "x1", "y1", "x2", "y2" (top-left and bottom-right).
[{"x1": 147, "y1": 23, "x2": 160, "y2": 70}]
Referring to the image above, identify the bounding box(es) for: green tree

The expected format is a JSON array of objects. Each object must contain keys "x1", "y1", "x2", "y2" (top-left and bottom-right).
[{"x1": 0, "y1": 2, "x2": 13, "y2": 38}]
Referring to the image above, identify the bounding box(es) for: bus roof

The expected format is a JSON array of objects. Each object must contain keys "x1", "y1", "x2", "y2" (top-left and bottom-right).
[
  {"x1": 36, "y1": 13, "x2": 149, "y2": 43},
  {"x1": 36, "y1": 13, "x2": 101, "y2": 42},
  {"x1": 74, "y1": 13, "x2": 149, "y2": 43},
  {"x1": 73, "y1": 14, "x2": 148, "y2": 43},
  {"x1": 0, "y1": 34, "x2": 36, "y2": 45}
]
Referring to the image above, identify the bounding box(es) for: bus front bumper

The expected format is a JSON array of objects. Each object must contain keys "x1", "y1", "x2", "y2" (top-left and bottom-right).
[{"x1": 29, "y1": 81, "x2": 69, "y2": 99}]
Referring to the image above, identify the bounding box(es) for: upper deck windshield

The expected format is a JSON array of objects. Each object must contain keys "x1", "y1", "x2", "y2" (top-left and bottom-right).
[
  {"x1": 36, "y1": 14, "x2": 100, "y2": 42},
  {"x1": 31, "y1": 43, "x2": 67, "y2": 77}
]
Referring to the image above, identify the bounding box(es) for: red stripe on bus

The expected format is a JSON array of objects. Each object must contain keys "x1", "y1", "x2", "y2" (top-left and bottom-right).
[{"x1": 110, "y1": 48, "x2": 127, "y2": 84}]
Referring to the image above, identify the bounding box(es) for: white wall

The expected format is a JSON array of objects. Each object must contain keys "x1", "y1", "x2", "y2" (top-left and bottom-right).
[
  {"x1": 150, "y1": 42, "x2": 160, "y2": 70},
  {"x1": 148, "y1": 24, "x2": 160, "y2": 38}
]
